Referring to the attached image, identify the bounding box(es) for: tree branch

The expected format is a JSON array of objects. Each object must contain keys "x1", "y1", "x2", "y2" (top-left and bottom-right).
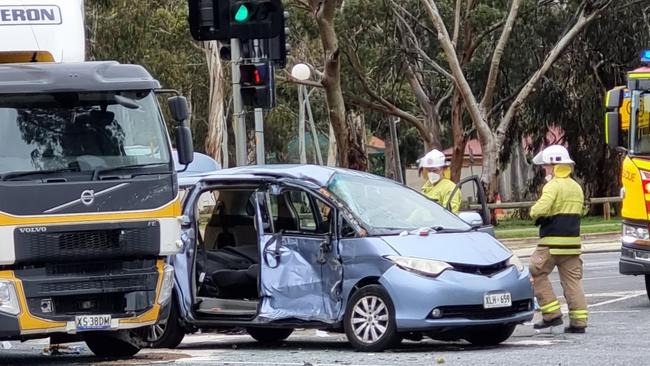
[
  {"x1": 464, "y1": 20, "x2": 504, "y2": 64},
  {"x1": 346, "y1": 94, "x2": 430, "y2": 140},
  {"x1": 452, "y1": 0, "x2": 462, "y2": 47},
  {"x1": 496, "y1": 4, "x2": 611, "y2": 145},
  {"x1": 480, "y1": 0, "x2": 523, "y2": 114}
]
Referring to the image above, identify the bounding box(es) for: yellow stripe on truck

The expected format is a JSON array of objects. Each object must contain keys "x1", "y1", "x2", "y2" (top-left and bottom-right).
[{"x1": 0, "y1": 197, "x2": 181, "y2": 226}]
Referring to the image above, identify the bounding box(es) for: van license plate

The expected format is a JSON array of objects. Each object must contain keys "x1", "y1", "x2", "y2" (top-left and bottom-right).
[
  {"x1": 75, "y1": 315, "x2": 112, "y2": 331},
  {"x1": 483, "y1": 292, "x2": 512, "y2": 309}
]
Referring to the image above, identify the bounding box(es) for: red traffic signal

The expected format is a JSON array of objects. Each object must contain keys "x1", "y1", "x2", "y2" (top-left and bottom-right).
[{"x1": 239, "y1": 63, "x2": 273, "y2": 108}]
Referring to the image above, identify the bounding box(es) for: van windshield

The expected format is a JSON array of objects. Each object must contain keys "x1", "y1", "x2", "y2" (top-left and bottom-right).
[
  {"x1": 327, "y1": 173, "x2": 470, "y2": 233},
  {"x1": 0, "y1": 90, "x2": 171, "y2": 179}
]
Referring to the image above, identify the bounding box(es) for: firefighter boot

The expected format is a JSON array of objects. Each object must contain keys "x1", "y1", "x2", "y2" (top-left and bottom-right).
[{"x1": 533, "y1": 316, "x2": 563, "y2": 329}]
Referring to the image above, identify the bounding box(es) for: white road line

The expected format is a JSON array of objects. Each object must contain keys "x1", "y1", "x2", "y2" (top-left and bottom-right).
[
  {"x1": 551, "y1": 275, "x2": 625, "y2": 283},
  {"x1": 588, "y1": 291, "x2": 645, "y2": 308},
  {"x1": 179, "y1": 361, "x2": 389, "y2": 366},
  {"x1": 588, "y1": 310, "x2": 641, "y2": 313}
]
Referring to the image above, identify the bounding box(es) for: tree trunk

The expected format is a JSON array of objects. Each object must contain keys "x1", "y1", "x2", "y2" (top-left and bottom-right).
[
  {"x1": 203, "y1": 41, "x2": 226, "y2": 165},
  {"x1": 311, "y1": 0, "x2": 368, "y2": 171},
  {"x1": 327, "y1": 123, "x2": 337, "y2": 166},
  {"x1": 384, "y1": 133, "x2": 396, "y2": 180},
  {"x1": 450, "y1": 92, "x2": 465, "y2": 182},
  {"x1": 347, "y1": 110, "x2": 368, "y2": 171}
]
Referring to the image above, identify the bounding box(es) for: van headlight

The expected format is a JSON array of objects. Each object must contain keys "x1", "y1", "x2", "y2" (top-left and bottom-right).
[
  {"x1": 158, "y1": 264, "x2": 175, "y2": 305},
  {"x1": 507, "y1": 255, "x2": 525, "y2": 272},
  {"x1": 385, "y1": 256, "x2": 452, "y2": 277},
  {"x1": 623, "y1": 224, "x2": 650, "y2": 245},
  {"x1": 0, "y1": 281, "x2": 20, "y2": 315}
]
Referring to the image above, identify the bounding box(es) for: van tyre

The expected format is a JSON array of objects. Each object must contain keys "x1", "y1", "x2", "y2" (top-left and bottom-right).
[
  {"x1": 246, "y1": 327, "x2": 293, "y2": 343},
  {"x1": 645, "y1": 275, "x2": 650, "y2": 302},
  {"x1": 83, "y1": 331, "x2": 141, "y2": 358},
  {"x1": 344, "y1": 284, "x2": 400, "y2": 352},
  {"x1": 464, "y1": 323, "x2": 517, "y2": 346},
  {"x1": 144, "y1": 300, "x2": 185, "y2": 349}
]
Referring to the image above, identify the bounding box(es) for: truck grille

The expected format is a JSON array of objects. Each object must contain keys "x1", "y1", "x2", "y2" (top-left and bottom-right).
[
  {"x1": 15, "y1": 259, "x2": 159, "y2": 320},
  {"x1": 13, "y1": 221, "x2": 160, "y2": 264}
]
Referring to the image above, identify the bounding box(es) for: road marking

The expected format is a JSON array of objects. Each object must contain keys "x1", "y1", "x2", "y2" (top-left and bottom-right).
[
  {"x1": 588, "y1": 291, "x2": 645, "y2": 308},
  {"x1": 179, "y1": 361, "x2": 389, "y2": 366},
  {"x1": 588, "y1": 310, "x2": 641, "y2": 313},
  {"x1": 551, "y1": 275, "x2": 625, "y2": 283}
]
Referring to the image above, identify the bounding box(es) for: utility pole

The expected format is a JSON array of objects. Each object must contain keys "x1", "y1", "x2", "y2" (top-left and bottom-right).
[
  {"x1": 231, "y1": 38, "x2": 247, "y2": 166},
  {"x1": 298, "y1": 84, "x2": 307, "y2": 164},
  {"x1": 303, "y1": 87, "x2": 323, "y2": 165},
  {"x1": 389, "y1": 117, "x2": 404, "y2": 183}
]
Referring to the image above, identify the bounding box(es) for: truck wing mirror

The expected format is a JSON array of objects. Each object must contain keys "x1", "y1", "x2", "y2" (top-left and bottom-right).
[
  {"x1": 175, "y1": 125, "x2": 194, "y2": 168},
  {"x1": 168, "y1": 96, "x2": 190, "y2": 123},
  {"x1": 605, "y1": 112, "x2": 621, "y2": 150}
]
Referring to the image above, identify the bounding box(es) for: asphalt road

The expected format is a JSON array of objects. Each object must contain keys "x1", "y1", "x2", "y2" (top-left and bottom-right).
[{"x1": 1, "y1": 251, "x2": 647, "y2": 366}]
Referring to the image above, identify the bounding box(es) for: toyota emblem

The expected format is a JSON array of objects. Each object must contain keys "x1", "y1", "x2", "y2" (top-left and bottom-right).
[{"x1": 80, "y1": 190, "x2": 95, "y2": 206}]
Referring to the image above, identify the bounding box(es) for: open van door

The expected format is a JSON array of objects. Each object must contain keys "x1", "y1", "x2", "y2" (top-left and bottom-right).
[{"x1": 447, "y1": 175, "x2": 494, "y2": 237}]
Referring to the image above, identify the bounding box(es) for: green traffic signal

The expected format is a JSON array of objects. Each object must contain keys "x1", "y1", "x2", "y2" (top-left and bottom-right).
[{"x1": 234, "y1": 4, "x2": 250, "y2": 23}]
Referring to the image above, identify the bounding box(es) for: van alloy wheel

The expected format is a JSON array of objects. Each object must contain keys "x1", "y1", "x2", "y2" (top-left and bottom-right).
[
  {"x1": 351, "y1": 295, "x2": 390, "y2": 344},
  {"x1": 344, "y1": 284, "x2": 400, "y2": 352}
]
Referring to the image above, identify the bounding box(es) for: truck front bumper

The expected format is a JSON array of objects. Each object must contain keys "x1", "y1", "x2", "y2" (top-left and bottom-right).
[{"x1": 0, "y1": 259, "x2": 173, "y2": 341}]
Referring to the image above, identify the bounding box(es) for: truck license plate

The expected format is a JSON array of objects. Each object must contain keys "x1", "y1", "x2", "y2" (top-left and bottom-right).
[
  {"x1": 483, "y1": 292, "x2": 512, "y2": 309},
  {"x1": 75, "y1": 315, "x2": 112, "y2": 331}
]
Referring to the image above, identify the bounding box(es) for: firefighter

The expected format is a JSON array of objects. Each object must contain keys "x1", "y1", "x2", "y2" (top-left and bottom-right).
[
  {"x1": 420, "y1": 149, "x2": 461, "y2": 214},
  {"x1": 529, "y1": 145, "x2": 587, "y2": 333}
]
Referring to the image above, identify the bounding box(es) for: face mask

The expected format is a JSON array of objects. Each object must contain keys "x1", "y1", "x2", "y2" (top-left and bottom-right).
[
  {"x1": 428, "y1": 172, "x2": 441, "y2": 184},
  {"x1": 544, "y1": 174, "x2": 553, "y2": 182}
]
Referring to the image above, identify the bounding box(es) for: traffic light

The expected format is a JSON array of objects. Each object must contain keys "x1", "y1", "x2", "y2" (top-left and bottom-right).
[
  {"x1": 187, "y1": 0, "x2": 230, "y2": 41},
  {"x1": 230, "y1": 0, "x2": 285, "y2": 40},
  {"x1": 268, "y1": 10, "x2": 289, "y2": 68},
  {"x1": 239, "y1": 62, "x2": 274, "y2": 108}
]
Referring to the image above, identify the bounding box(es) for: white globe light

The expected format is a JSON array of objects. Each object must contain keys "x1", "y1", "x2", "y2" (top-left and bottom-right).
[{"x1": 291, "y1": 63, "x2": 311, "y2": 81}]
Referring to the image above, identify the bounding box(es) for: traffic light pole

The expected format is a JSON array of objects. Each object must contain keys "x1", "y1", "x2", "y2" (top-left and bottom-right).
[
  {"x1": 231, "y1": 38, "x2": 248, "y2": 166},
  {"x1": 254, "y1": 108, "x2": 265, "y2": 164}
]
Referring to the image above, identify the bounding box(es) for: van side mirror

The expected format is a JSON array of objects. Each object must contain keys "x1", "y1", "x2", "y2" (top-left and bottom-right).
[
  {"x1": 458, "y1": 211, "x2": 483, "y2": 228},
  {"x1": 168, "y1": 96, "x2": 190, "y2": 123}
]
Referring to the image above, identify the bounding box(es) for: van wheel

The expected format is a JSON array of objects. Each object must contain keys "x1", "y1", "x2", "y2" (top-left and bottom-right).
[
  {"x1": 464, "y1": 324, "x2": 516, "y2": 346},
  {"x1": 344, "y1": 285, "x2": 400, "y2": 352},
  {"x1": 246, "y1": 327, "x2": 293, "y2": 343},
  {"x1": 83, "y1": 331, "x2": 141, "y2": 358},
  {"x1": 144, "y1": 301, "x2": 185, "y2": 349},
  {"x1": 644, "y1": 275, "x2": 650, "y2": 301}
]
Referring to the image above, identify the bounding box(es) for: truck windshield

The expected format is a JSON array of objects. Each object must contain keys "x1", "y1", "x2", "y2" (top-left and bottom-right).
[
  {"x1": 0, "y1": 90, "x2": 171, "y2": 178},
  {"x1": 632, "y1": 91, "x2": 650, "y2": 154}
]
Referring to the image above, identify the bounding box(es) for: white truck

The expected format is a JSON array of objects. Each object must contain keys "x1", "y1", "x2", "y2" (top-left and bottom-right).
[{"x1": 0, "y1": 0, "x2": 194, "y2": 357}]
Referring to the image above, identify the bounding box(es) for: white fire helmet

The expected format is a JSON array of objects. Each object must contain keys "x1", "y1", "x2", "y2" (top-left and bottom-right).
[
  {"x1": 420, "y1": 149, "x2": 449, "y2": 169},
  {"x1": 532, "y1": 145, "x2": 574, "y2": 165}
]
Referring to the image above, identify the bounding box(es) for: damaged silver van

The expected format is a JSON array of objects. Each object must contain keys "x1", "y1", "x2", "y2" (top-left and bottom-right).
[{"x1": 148, "y1": 165, "x2": 534, "y2": 352}]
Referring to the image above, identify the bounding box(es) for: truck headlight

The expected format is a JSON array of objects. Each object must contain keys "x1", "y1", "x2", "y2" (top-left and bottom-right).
[
  {"x1": 622, "y1": 224, "x2": 650, "y2": 245},
  {"x1": 158, "y1": 264, "x2": 175, "y2": 305},
  {"x1": 385, "y1": 256, "x2": 452, "y2": 277},
  {"x1": 507, "y1": 255, "x2": 525, "y2": 272},
  {"x1": 0, "y1": 281, "x2": 20, "y2": 315}
]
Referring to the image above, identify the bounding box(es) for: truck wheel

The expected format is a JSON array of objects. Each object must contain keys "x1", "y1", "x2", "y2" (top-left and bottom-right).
[
  {"x1": 83, "y1": 331, "x2": 141, "y2": 358},
  {"x1": 464, "y1": 324, "x2": 516, "y2": 346},
  {"x1": 246, "y1": 327, "x2": 293, "y2": 343},
  {"x1": 144, "y1": 301, "x2": 186, "y2": 349},
  {"x1": 344, "y1": 284, "x2": 401, "y2": 352},
  {"x1": 645, "y1": 275, "x2": 650, "y2": 301}
]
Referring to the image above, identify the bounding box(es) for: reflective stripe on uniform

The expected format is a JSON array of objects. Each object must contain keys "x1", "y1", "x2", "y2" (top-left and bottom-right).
[
  {"x1": 569, "y1": 309, "x2": 588, "y2": 320},
  {"x1": 549, "y1": 247, "x2": 582, "y2": 255},
  {"x1": 540, "y1": 236, "x2": 581, "y2": 246},
  {"x1": 540, "y1": 300, "x2": 561, "y2": 314}
]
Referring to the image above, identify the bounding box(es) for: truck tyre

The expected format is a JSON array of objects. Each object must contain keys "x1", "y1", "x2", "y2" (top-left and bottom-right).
[
  {"x1": 464, "y1": 323, "x2": 516, "y2": 346},
  {"x1": 83, "y1": 331, "x2": 141, "y2": 358},
  {"x1": 145, "y1": 300, "x2": 186, "y2": 349},
  {"x1": 246, "y1": 327, "x2": 293, "y2": 343},
  {"x1": 344, "y1": 284, "x2": 401, "y2": 352}
]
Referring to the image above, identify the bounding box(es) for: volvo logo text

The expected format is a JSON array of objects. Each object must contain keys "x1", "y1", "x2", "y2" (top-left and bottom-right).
[
  {"x1": 19, "y1": 227, "x2": 47, "y2": 233},
  {"x1": 80, "y1": 190, "x2": 95, "y2": 206}
]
